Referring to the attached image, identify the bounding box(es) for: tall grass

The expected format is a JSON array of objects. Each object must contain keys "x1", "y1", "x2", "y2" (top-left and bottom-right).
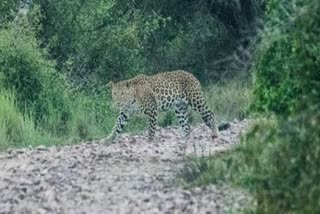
[
  {"x1": 0, "y1": 89, "x2": 118, "y2": 151},
  {"x1": 0, "y1": 91, "x2": 59, "y2": 150},
  {"x1": 189, "y1": 80, "x2": 251, "y2": 124},
  {"x1": 205, "y1": 81, "x2": 251, "y2": 121},
  {"x1": 65, "y1": 94, "x2": 117, "y2": 141}
]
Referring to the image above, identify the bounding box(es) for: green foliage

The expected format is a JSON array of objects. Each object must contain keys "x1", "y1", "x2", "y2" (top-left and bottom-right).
[
  {"x1": 34, "y1": 0, "x2": 169, "y2": 85},
  {"x1": 252, "y1": 0, "x2": 320, "y2": 117},
  {"x1": 249, "y1": 1, "x2": 320, "y2": 210},
  {"x1": 66, "y1": 92, "x2": 117, "y2": 141},
  {"x1": 32, "y1": 0, "x2": 261, "y2": 86},
  {"x1": 0, "y1": 0, "x2": 19, "y2": 24},
  {"x1": 0, "y1": 26, "x2": 69, "y2": 121},
  {"x1": 0, "y1": 90, "x2": 60, "y2": 150},
  {"x1": 158, "y1": 110, "x2": 176, "y2": 127},
  {"x1": 145, "y1": 10, "x2": 235, "y2": 82},
  {"x1": 0, "y1": 0, "x2": 317, "y2": 212},
  {"x1": 0, "y1": 0, "x2": 263, "y2": 152},
  {"x1": 250, "y1": 111, "x2": 320, "y2": 212},
  {"x1": 0, "y1": 20, "x2": 118, "y2": 147},
  {"x1": 0, "y1": 88, "x2": 118, "y2": 150},
  {"x1": 181, "y1": 118, "x2": 277, "y2": 188},
  {"x1": 183, "y1": 0, "x2": 320, "y2": 213},
  {"x1": 183, "y1": 114, "x2": 320, "y2": 212}
]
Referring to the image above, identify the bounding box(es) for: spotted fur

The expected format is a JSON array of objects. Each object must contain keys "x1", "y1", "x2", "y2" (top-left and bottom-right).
[{"x1": 107, "y1": 70, "x2": 218, "y2": 141}]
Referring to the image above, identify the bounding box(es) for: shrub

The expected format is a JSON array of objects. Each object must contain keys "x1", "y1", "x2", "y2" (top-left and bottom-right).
[
  {"x1": 0, "y1": 90, "x2": 59, "y2": 150},
  {"x1": 0, "y1": 25, "x2": 71, "y2": 134},
  {"x1": 183, "y1": 0, "x2": 320, "y2": 212},
  {"x1": 0, "y1": 0, "x2": 19, "y2": 24},
  {"x1": 250, "y1": 110, "x2": 320, "y2": 212},
  {"x1": 252, "y1": 0, "x2": 320, "y2": 117}
]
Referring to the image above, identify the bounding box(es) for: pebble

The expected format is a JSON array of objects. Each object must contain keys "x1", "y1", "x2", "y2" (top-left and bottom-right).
[{"x1": 36, "y1": 145, "x2": 48, "y2": 151}]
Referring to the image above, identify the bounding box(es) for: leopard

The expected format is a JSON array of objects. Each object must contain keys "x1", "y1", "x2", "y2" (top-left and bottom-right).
[{"x1": 105, "y1": 70, "x2": 220, "y2": 143}]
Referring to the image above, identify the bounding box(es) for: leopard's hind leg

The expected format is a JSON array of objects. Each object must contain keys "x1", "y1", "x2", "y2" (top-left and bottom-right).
[
  {"x1": 188, "y1": 91, "x2": 219, "y2": 139},
  {"x1": 175, "y1": 102, "x2": 191, "y2": 138}
]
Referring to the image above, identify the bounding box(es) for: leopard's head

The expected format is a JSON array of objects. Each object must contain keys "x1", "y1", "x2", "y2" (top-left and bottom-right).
[{"x1": 108, "y1": 80, "x2": 135, "y2": 108}]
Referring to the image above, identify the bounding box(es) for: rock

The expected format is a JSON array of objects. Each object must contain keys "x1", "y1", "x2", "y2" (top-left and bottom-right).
[
  {"x1": 16, "y1": 149, "x2": 26, "y2": 154},
  {"x1": 36, "y1": 145, "x2": 48, "y2": 151},
  {"x1": 218, "y1": 122, "x2": 231, "y2": 131}
]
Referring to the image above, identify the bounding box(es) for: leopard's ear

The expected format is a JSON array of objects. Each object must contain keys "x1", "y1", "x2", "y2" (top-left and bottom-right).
[{"x1": 107, "y1": 81, "x2": 114, "y2": 88}]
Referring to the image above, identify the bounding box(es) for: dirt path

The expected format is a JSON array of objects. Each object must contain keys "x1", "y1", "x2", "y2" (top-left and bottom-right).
[{"x1": 0, "y1": 120, "x2": 252, "y2": 214}]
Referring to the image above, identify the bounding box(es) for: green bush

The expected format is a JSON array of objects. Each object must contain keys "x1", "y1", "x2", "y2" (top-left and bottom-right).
[
  {"x1": 183, "y1": 0, "x2": 320, "y2": 212},
  {"x1": 33, "y1": 0, "x2": 259, "y2": 87},
  {"x1": 181, "y1": 117, "x2": 277, "y2": 188},
  {"x1": 250, "y1": 111, "x2": 320, "y2": 212},
  {"x1": 66, "y1": 91, "x2": 117, "y2": 141},
  {"x1": 252, "y1": 0, "x2": 320, "y2": 117},
  {"x1": 0, "y1": 0, "x2": 19, "y2": 24},
  {"x1": 0, "y1": 90, "x2": 60, "y2": 150},
  {"x1": 0, "y1": 23, "x2": 117, "y2": 143},
  {"x1": 249, "y1": 1, "x2": 320, "y2": 211},
  {"x1": 0, "y1": 26, "x2": 72, "y2": 134},
  {"x1": 33, "y1": 0, "x2": 168, "y2": 85},
  {"x1": 0, "y1": 86, "x2": 119, "y2": 150},
  {"x1": 183, "y1": 113, "x2": 320, "y2": 212}
]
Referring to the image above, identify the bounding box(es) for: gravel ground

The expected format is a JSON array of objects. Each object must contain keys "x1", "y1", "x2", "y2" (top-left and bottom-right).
[{"x1": 0, "y1": 119, "x2": 253, "y2": 214}]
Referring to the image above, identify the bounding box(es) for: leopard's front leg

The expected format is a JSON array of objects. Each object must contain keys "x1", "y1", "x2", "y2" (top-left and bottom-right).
[
  {"x1": 102, "y1": 109, "x2": 129, "y2": 143},
  {"x1": 144, "y1": 109, "x2": 157, "y2": 141},
  {"x1": 141, "y1": 102, "x2": 157, "y2": 141}
]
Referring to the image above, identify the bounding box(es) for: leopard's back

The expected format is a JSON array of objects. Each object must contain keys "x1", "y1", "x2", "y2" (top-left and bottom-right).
[{"x1": 148, "y1": 70, "x2": 202, "y2": 111}]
